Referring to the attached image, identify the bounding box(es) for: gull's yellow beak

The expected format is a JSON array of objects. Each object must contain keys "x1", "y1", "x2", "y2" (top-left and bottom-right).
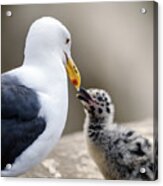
[{"x1": 65, "y1": 57, "x2": 81, "y2": 90}]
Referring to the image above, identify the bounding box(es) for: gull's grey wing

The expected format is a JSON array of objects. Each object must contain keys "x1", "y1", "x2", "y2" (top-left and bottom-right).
[{"x1": 1, "y1": 74, "x2": 46, "y2": 170}]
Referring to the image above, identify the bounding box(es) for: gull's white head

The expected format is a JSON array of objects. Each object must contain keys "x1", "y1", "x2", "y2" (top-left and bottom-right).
[
  {"x1": 25, "y1": 17, "x2": 71, "y2": 63},
  {"x1": 24, "y1": 17, "x2": 81, "y2": 89}
]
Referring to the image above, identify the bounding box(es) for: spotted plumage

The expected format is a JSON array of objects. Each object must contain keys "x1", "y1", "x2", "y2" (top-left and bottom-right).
[{"x1": 77, "y1": 87, "x2": 157, "y2": 180}]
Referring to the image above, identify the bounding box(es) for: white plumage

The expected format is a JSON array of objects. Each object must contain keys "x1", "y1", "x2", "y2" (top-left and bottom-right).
[{"x1": 1, "y1": 17, "x2": 80, "y2": 176}]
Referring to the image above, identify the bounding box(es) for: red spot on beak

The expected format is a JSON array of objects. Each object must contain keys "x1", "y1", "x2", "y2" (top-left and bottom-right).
[{"x1": 72, "y1": 79, "x2": 78, "y2": 86}]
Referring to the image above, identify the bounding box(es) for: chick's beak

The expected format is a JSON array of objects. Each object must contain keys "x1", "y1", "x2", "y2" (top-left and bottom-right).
[
  {"x1": 76, "y1": 87, "x2": 93, "y2": 103},
  {"x1": 65, "y1": 53, "x2": 81, "y2": 90}
]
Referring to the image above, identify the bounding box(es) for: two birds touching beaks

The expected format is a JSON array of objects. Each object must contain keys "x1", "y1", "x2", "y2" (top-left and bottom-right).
[{"x1": 1, "y1": 17, "x2": 157, "y2": 180}]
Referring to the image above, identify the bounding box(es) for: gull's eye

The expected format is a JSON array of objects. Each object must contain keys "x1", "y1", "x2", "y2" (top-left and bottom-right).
[{"x1": 66, "y1": 38, "x2": 70, "y2": 44}]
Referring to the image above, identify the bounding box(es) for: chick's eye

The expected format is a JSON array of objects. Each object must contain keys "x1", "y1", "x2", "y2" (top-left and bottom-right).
[{"x1": 66, "y1": 38, "x2": 70, "y2": 44}]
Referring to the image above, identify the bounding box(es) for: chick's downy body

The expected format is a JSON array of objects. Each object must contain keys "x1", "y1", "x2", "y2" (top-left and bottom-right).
[{"x1": 77, "y1": 88, "x2": 157, "y2": 180}]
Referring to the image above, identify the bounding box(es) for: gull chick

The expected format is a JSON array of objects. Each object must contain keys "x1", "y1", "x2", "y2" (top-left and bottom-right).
[{"x1": 77, "y1": 87, "x2": 156, "y2": 180}]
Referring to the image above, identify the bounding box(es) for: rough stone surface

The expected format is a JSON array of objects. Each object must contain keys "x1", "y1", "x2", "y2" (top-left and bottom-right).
[{"x1": 20, "y1": 119, "x2": 153, "y2": 179}]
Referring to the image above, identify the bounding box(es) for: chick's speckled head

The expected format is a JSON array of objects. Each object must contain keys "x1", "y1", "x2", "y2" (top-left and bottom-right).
[{"x1": 77, "y1": 87, "x2": 114, "y2": 120}]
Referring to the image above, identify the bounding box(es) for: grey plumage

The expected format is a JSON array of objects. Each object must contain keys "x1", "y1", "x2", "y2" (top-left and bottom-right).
[
  {"x1": 1, "y1": 74, "x2": 46, "y2": 170},
  {"x1": 77, "y1": 87, "x2": 157, "y2": 180}
]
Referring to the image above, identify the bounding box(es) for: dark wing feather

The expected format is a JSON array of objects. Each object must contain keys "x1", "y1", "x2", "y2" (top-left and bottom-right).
[
  {"x1": 1, "y1": 74, "x2": 46, "y2": 170},
  {"x1": 1, "y1": 74, "x2": 40, "y2": 120},
  {"x1": 1, "y1": 118, "x2": 46, "y2": 170}
]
